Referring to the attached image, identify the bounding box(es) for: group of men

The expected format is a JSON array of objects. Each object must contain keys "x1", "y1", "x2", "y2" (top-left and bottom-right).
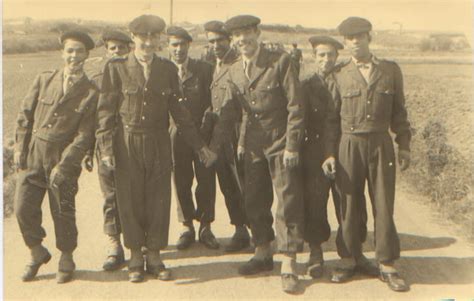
[{"x1": 13, "y1": 13, "x2": 411, "y2": 294}]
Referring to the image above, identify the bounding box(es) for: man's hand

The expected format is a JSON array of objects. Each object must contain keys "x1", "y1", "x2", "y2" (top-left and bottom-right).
[
  {"x1": 101, "y1": 156, "x2": 115, "y2": 170},
  {"x1": 13, "y1": 151, "x2": 27, "y2": 170},
  {"x1": 322, "y1": 156, "x2": 336, "y2": 180},
  {"x1": 82, "y1": 154, "x2": 94, "y2": 172},
  {"x1": 50, "y1": 166, "x2": 66, "y2": 189},
  {"x1": 283, "y1": 150, "x2": 299, "y2": 168},
  {"x1": 398, "y1": 149, "x2": 411, "y2": 171},
  {"x1": 198, "y1": 146, "x2": 218, "y2": 168},
  {"x1": 237, "y1": 145, "x2": 245, "y2": 162}
]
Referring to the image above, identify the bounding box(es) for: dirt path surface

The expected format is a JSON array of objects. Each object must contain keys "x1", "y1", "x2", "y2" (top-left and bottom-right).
[{"x1": 4, "y1": 170, "x2": 474, "y2": 300}]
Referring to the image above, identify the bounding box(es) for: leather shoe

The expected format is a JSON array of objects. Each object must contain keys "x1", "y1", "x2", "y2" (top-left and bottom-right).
[
  {"x1": 281, "y1": 274, "x2": 299, "y2": 294},
  {"x1": 128, "y1": 266, "x2": 145, "y2": 283},
  {"x1": 307, "y1": 261, "x2": 324, "y2": 279},
  {"x1": 176, "y1": 230, "x2": 195, "y2": 250},
  {"x1": 146, "y1": 263, "x2": 173, "y2": 281},
  {"x1": 331, "y1": 267, "x2": 355, "y2": 283},
  {"x1": 224, "y1": 232, "x2": 250, "y2": 252},
  {"x1": 238, "y1": 258, "x2": 274, "y2": 275},
  {"x1": 56, "y1": 270, "x2": 74, "y2": 284},
  {"x1": 380, "y1": 272, "x2": 410, "y2": 292},
  {"x1": 21, "y1": 251, "x2": 52, "y2": 282},
  {"x1": 103, "y1": 252, "x2": 125, "y2": 271},
  {"x1": 199, "y1": 228, "x2": 219, "y2": 249},
  {"x1": 355, "y1": 259, "x2": 379, "y2": 277}
]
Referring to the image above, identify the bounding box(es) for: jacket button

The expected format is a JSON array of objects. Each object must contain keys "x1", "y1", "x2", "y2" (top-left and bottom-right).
[
  {"x1": 33, "y1": 129, "x2": 37, "y2": 133},
  {"x1": 143, "y1": 102, "x2": 147, "y2": 106},
  {"x1": 314, "y1": 108, "x2": 318, "y2": 112},
  {"x1": 47, "y1": 124, "x2": 52, "y2": 128},
  {"x1": 251, "y1": 101, "x2": 256, "y2": 105},
  {"x1": 367, "y1": 100, "x2": 371, "y2": 104},
  {"x1": 315, "y1": 134, "x2": 320, "y2": 139},
  {"x1": 142, "y1": 116, "x2": 146, "y2": 120},
  {"x1": 124, "y1": 89, "x2": 128, "y2": 93},
  {"x1": 367, "y1": 114, "x2": 371, "y2": 118},
  {"x1": 215, "y1": 108, "x2": 219, "y2": 112},
  {"x1": 162, "y1": 92, "x2": 165, "y2": 95},
  {"x1": 125, "y1": 125, "x2": 129, "y2": 128},
  {"x1": 350, "y1": 127, "x2": 354, "y2": 131},
  {"x1": 214, "y1": 95, "x2": 218, "y2": 99},
  {"x1": 53, "y1": 112, "x2": 58, "y2": 117},
  {"x1": 144, "y1": 88, "x2": 148, "y2": 92},
  {"x1": 254, "y1": 113, "x2": 259, "y2": 118},
  {"x1": 178, "y1": 98, "x2": 183, "y2": 102}
]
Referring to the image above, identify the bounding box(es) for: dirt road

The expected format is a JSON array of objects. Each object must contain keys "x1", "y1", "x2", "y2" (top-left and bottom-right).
[{"x1": 4, "y1": 170, "x2": 474, "y2": 299}]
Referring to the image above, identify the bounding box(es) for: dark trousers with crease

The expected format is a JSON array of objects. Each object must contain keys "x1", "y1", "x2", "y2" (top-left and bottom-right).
[
  {"x1": 114, "y1": 127, "x2": 172, "y2": 251},
  {"x1": 215, "y1": 142, "x2": 247, "y2": 226},
  {"x1": 171, "y1": 127, "x2": 216, "y2": 224},
  {"x1": 303, "y1": 139, "x2": 368, "y2": 257},
  {"x1": 15, "y1": 137, "x2": 79, "y2": 252},
  {"x1": 96, "y1": 152, "x2": 121, "y2": 236},
  {"x1": 336, "y1": 132, "x2": 400, "y2": 263},
  {"x1": 244, "y1": 149, "x2": 304, "y2": 253}
]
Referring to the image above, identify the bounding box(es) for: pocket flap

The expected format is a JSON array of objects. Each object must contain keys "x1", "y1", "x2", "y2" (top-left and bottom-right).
[{"x1": 343, "y1": 89, "x2": 361, "y2": 98}]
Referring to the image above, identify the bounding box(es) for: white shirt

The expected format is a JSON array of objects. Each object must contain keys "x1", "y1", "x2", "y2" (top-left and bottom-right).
[
  {"x1": 352, "y1": 54, "x2": 379, "y2": 83},
  {"x1": 242, "y1": 45, "x2": 261, "y2": 79}
]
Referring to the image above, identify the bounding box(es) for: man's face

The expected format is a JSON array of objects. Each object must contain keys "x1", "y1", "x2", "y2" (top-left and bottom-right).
[
  {"x1": 131, "y1": 32, "x2": 160, "y2": 58},
  {"x1": 231, "y1": 27, "x2": 260, "y2": 58},
  {"x1": 314, "y1": 44, "x2": 338, "y2": 74},
  {"x1": 344, "y1": 32, "x2": 370, "y2": 60},
  {"x1": 62, "y1": 39, "x2": 89, "y2": 72},
  {"x1": 207, "y1": 32, "x2": 230, "y2": 60},
  {"x1": 105, "y1": 40, "x2": 130, "y2": 58},
  {"x1": 168, "y1": 36, "x2": 190, "y2": 64}
]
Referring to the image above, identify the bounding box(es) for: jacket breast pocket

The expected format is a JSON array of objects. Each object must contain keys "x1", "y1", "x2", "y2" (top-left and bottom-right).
[
  {"x1": 374, "y1": 87, "x2": 395, "y2": 119},
  {"x1": 121, "y1": 86, "x2": 139, "y2": 114},
  {"x1": 256, "y1": 82, "x2": 282, "y2": 109},
  {"x1": 341, "y1": 88, "x2": 361, "y2": 118}
]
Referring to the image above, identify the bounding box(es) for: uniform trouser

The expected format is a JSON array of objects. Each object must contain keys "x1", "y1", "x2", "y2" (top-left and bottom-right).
[
  {"x1": 337, "y1": 132, "x2": 400, "y2": 263},
  {"x1": 171, "y1": 128, "x2": 216, "y2": 224},
  {"x1": 96, "y1": 152, "x2": 120, "y2": 236},
  {"x1": 114, "y1": 127, "x2": 172, "y2": 251},
  {"x1": 15, "y1": 137, "x2": 79, "y2": 252},
  {"x1": 215, "y1": 143, "x2": 247, "y2": 226},
  {"x1": 244, "y1": 150, "x2": 304, "y2": 253},
  {"x1": 302, "y1": 140, "x2": 368, "y2": 256}
]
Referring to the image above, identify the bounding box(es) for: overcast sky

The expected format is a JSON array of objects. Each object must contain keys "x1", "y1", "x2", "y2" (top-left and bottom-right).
[{"x1": 4, "y1": 0, "x2": 474, "y2": 34}]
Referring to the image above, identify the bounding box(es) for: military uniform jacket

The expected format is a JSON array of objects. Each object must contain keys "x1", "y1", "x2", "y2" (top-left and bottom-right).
[
  {"x1": 173, "y1": 58, "x2": 213, "y2": 129},
  {"x1": 325, "y1": 57, "x2": 411, "y2": 157},
  {"x1": 228, "y1": 47, "x2": 305, "y2": 156},
  {"x1": 96, "y1": 53, "x2": 204, "y2": 159},
  {"x1": 15, "y1": 69, "x2": 99, "y2": 176},
  {"x1": 206, "y1": 49, "x2": 242, "y2": 153}
]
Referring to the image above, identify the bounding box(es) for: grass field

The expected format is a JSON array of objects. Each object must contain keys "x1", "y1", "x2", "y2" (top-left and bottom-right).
[{"x1": 3, "y1": 47, "x2": 473, "y2": 238}]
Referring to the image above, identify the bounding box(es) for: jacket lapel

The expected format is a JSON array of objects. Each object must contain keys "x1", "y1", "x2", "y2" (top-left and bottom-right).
[
  {"x1": 60, "y1": 75, "x2": 88, "y2": 104},
  {"x1": 368, "y1": 60, "x2": 383, "y2": 88},
  {"x1": 248, "y1": 47, "x2": 269, "y2": 87},
  {"x1": 346, "y1": 61, "x2": 368, "y2": 87}
]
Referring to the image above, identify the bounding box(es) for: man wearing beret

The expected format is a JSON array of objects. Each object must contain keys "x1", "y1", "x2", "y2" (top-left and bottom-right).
[
  {"x1": 96, "y1": 14, "x2": 217, "y2": 283},
  {"x1": 224, "y1": 15, "x2": 305, "y2": 293},
  {"x1": 302, "y1": 35, "x2": 373, "y2": 279},
  {"x1": 82, "y1": 29, "x2": 132, "y2": 272},
  {"x1": 203, "y1": 20, "x2": 250, "y2": 252},
  {"x1": 323, "y1": 17, "x2": 411, "y2": 292},
  {"x1": 166, "y1": 26, "x2": 219, "y2": 250},
  {"x1": 14, "y1": 31, "x2": 98, "y2": 283}
]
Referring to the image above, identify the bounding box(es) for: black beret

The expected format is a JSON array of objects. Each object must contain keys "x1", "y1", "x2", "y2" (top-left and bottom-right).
[
  {"x1": 204, "y1": 20, "x2": 229, "y2": 37},
  {"x1": 224, "y1": 15, "x2": 261, "y2": 32},
  {"x1": 308, "y1": 36, "x2": 344, "y2": 50},
  {"x1": 129, "y1": 14, "x2": 166, "y2": 35},
  {"x1": 166, "y1": 26, "x2": 193, "y2": 42},
  {"x1": 102, "y1": 30, "x2": 132, "y2": 44},
  {"x1": 60, "y1": 30, "x2": 95, "y2": 50},
  {"x1": 337, "y1": 17, "x2": 372, "y2": 36}
]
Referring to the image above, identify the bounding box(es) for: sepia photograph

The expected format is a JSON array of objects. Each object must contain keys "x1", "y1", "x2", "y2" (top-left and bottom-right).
[{"x1": 2, "y1": 0, "x2": 473, "y2": 299}]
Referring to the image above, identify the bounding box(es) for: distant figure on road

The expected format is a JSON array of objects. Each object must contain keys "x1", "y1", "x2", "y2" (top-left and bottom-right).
[
  {"x1": 323, "y1": 17, "x2": 412, "y2": 292},
  {"x1": 14, "y1": 31, "x2": 98, "y2": 284},
  {"x1": 82, "y1": 29, "x2": 132, "y2": 273},
  {"x1": 290, "y1": 43, "x2": 303, "y2": 77}
]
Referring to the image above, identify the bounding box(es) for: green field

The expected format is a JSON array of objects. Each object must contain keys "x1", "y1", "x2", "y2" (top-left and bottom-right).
[{"x1": 3, "y1": 48, "x2": 473, "y2": 238}]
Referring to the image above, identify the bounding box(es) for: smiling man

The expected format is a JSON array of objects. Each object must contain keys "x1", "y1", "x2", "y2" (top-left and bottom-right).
[
  {"x1": 323, "y1": 17, "x2": 411, "y2": 292},
  {"x1": 96, "y1": 15, "x2": 216, "y2": 283},
  {"x1": 166, "y1": 26, "x2": 220, "y2": 251},
  {"x1": 14, "y1": 31, "x2": 98, "y2": 284},
  {"x1": 224, "y1": 15, "x2": 305, "y2": 294}
]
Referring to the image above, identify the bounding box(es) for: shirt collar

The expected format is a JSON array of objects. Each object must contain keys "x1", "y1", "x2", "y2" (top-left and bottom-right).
[
  {"x1": 173, "y1": 57, "x2": 189, "y2": 71},
  {"x1": 352, "y1": 54, "x2": 379, "y2": 66},
  {"x1": 135, "y1": 52, "x2": 154, "y2": 67},
  {"x1": 243, "y1": 44, "x2": 261, "y2": 66},
  {"x1": 63, "y1": 68, "x2": 85, "y2": 82}
]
